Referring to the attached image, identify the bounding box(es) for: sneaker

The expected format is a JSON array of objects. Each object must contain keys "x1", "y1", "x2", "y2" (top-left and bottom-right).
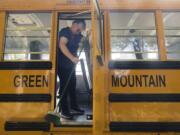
[
  {"x1": 60, "y1": 111, "x2": 73, "y2": 119},
  {"x1": 70, "y1": 107, "x2": 85, "y2": 115}
]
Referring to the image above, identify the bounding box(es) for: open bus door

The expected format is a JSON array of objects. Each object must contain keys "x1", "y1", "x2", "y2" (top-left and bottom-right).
[
  {"x1": 52, "y1": 10, "x2": 94, "y2": 129},
  {"x1": 91, "y1": 0, "x2": 106, "y2": 135}
]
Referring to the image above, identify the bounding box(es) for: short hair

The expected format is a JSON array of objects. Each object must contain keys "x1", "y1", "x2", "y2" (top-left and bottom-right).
[{"x1": 72, "y1": 19, "x2": 86, "y2": 29}]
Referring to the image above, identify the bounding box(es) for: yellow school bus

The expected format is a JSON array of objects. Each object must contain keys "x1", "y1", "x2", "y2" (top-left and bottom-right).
[{"x1": 1, "y1": 0, "x2": 180, "y2": 135}]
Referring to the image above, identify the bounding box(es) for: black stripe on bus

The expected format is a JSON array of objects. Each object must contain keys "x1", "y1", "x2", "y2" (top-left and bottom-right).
[
  {"x1": 0, "y1": 62, "x2": 52, "y2": 70},
  {"x1": 0, "y1": 94, "x2": 51, "y2": 102},
  {"x1": 109, "y1": 93, "x2": 180, "y2": 102},
  {"x1": 109, "y1": 61, "x2": 180, "y2": 69},
  {"x1": 56, "y1": 125, "x2": 92, "y2": 128},
  {"x1": 110, "y1": 122, "x2": 180, "y2": 132},
  {"x1": 5, "y1": 121, "x2": 50, "y2": 131}
]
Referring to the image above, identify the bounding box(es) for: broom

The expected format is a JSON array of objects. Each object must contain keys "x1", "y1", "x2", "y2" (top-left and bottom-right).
[{"x1": 45, "y1": 42, "x2": 85, "y2": 126}]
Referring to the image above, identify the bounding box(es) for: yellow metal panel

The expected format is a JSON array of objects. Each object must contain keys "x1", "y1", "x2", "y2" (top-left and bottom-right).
[
  {"x1": 104, "y1": 10, "x2": 111, "y2": 132},
  {"x1": 0, "y1": 70, "x2": 50, "y2": 94},
  {"x1": 110, "y1": 103, "x2": 180, "y2": 122},
  {"x1": 0, "y1": 0, "x2": 54, "y2": 10},
  {"x1": 49, "y1": 11, "x2": 58, "y2": 131},
  {"x1": 54, "y1": 4, "x2": 90, "y2": 11},
  {"x1": 99, "y1": 0, "x2": 180, "y2": 10},
  {"x1": 1, "y1": 0, "x2": 180, "y2": 10},
  {"x1": 91, "y1": 0, "x2": 106, "y2": 134},
  {"x1": 49, "y1": 11, "x2": 57, "y2": 114},
  {"x1": 0, "y1": 0, "x2": 90, "y2": 11},
  {"x1": 0, "y1": 103, "x2": 49, "y2": 134},
  {"x1": 0, "y1": 12, "x2": 5, "y2": 61},
  {"x1": 155, "y1": 10, "x2": 167, "y2": 61},
  {"x1": 110, "y1": 70, "x2": 180, "y2": 93},
  {"x1": 0, "y1": 103, "x2": 49, "y2": 119},
  {"x1": 51, "y1": 133, "x2": 92, "y2": 135}
]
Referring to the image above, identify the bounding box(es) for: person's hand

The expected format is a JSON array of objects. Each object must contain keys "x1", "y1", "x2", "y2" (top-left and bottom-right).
[{"x1": 71, "y1": 57, "x2": 79, "y2": 64}]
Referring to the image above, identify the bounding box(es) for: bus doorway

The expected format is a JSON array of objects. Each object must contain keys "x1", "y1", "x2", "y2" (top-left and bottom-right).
[{"x1": 55, "y1": 12, "x2": 92, "y2": 126}]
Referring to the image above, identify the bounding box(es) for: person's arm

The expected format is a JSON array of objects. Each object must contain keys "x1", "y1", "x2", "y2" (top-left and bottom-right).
[{"x1": 59, "y1": 36, "x2": 79, "y2": 64}]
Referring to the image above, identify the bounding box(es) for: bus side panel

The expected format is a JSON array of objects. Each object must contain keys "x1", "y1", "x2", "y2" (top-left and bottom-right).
[
  {"x1": 110, "y1": 103, "x2": 180, "y2": 122},
  {"x1": 0, "y1": 70, "x2": 50, "y2": 94},
  {"x1": 0, "y1": 70, "x2": 51, "y2": 134},
  {"x1": 109, "y1": 69, "x2": 180, "y2": 134},
  {"x1": 110, "y1": 69, "x2": 180, "y2": 122},
  {"x1": 0, "y1": 103, "x2": 50, "y2": 134},
  {"x1": 110, "y1": 70, "x2": 180, "y2": 93}
]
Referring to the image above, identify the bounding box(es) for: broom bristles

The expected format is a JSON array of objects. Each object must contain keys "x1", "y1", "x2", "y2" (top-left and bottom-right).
[{"x1": 45, "y1": 112, "x2": 61, "y2": 126}]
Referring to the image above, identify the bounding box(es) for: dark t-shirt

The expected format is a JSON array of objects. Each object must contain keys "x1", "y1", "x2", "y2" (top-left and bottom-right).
[{"x1": 57, "y1": 27, "x2": 82, "y2": 69}]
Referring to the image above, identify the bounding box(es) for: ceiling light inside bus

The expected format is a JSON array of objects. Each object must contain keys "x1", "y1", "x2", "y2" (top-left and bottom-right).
[{"x1": 9, "y1": 14, "x2": 36, "y2": 26}]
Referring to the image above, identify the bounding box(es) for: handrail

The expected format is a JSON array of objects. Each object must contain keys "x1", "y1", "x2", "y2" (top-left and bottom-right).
[
  {"x1": 111, "y1": 35, "x2": 157, "y2": 37},
  {"x1": 6, "y1": 27, "x2": 51, "y2": 31},
  {"x1": 0, "y1": 52, "x2": 49, "y2": 54},
  {"x1": 111, "y1": 51, "x2": 180, "y2": 54},
  {"x1": 111, "y1": 27, "x2": 180, "y2": 30},
  {"x1": 5, "y1": 36, "x2": 50, "y2": 38},
  {"x1": 111, "y1": 51, "x2": 158, "y2": 54},
  {"x1": 1, "y1": 60, "x2": 51, "y2": 62}
]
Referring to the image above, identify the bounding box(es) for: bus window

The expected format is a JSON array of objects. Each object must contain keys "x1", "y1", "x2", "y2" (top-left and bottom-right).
[
  {"x1": 110, "y1": 12, "x2": 159, "y2": 61},
  {"x1": 4, "y1": 13, "x2": 51, "y2": 61},
  {"x1": 56, "y1": 13, "x2": 92, "y2": 126},
  {"x1": 163, "y1": 12, "x2": 180, "y2": 60}
]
